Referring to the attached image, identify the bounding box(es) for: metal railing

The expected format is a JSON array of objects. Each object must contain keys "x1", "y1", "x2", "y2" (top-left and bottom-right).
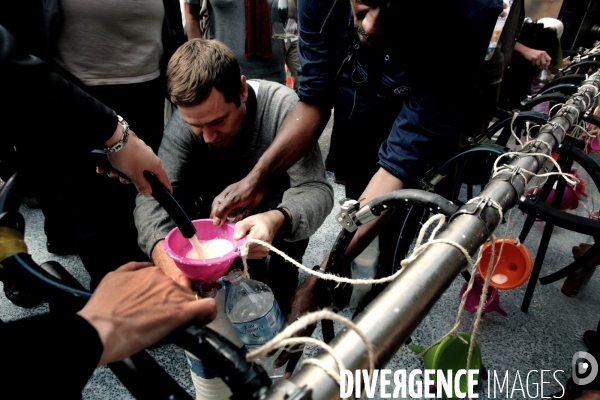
[{"x1": 263, "y1": 71, "x2": 600, "y2": 400}]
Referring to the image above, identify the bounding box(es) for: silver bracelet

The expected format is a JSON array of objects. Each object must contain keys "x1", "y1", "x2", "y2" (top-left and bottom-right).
[{"x1": 103, "y1": 116, "x2": 130, "y2": 153}]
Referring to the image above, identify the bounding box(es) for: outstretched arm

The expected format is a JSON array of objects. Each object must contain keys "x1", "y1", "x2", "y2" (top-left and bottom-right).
[
  {"x1": 210, "y1": 102, "x2": 330, "y2": 225},
  {"x1": 274, "y1": 168, "x2": 403, "y2": 377},
  {"x1": 0, "y1": 24, "x2": 172, "y2": 196},
  {"x1": 183, "y1": 2, "x2": 203, "y2": 40},
  {"x1": 514, "y1": 42, "x2": 552, "y2": 69},
  {"x1": 78, "y1": 262, "x2": 214, "y2": 365},
  {"x1": 1, "y1": 262, "x2": 215, "y2": 396},
  {"x1": 151, "y1": 241, "x2": 193, "y2": 289}
]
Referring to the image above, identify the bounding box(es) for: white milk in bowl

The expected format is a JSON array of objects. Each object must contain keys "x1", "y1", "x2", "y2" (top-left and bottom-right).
[{"x1": 187, "y1": 237, "x2": 234, "y2": 260}]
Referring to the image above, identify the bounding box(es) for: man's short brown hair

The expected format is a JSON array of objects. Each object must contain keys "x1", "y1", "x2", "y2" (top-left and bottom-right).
[{"x1": 167, "y1": 39, "x2": 242, "y2": 106}]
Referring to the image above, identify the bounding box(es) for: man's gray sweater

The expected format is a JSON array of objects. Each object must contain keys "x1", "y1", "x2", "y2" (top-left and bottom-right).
[{"x1": 134, "y1": 80, "x2": 333, "y2": 257}]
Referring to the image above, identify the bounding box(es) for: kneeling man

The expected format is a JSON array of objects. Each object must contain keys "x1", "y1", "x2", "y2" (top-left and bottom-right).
[{"x1": 134, "y1": 39, "x2": 333, "y2": 315}]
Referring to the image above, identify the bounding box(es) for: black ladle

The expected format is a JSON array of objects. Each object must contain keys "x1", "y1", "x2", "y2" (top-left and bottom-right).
[
  {"x1": 142, "y1": 171, "x2": 196, "y2": 239},
  {"x1": 90, "y1": 150, "x2": 196, "y2": 239}
]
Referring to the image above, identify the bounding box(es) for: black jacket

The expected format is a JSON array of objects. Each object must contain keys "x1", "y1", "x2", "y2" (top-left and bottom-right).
[
  {"x1": 0, "y1": 24, "x2": 117, "y2": 179},
  {"x1": 0, "y1": 313, "x2": 103, "y2": 399},
  {"x1": 0, "y1": 25, "x2": 108, "y2": 396}
]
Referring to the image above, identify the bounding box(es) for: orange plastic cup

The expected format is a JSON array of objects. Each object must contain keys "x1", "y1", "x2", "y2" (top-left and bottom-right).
[{"x1": 477, "y1": 238, "x2": 533, "y2": 290}]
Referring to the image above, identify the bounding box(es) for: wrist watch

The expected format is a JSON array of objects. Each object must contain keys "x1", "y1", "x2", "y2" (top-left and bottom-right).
[
  {"x1": 274, "y1": 207, "x2": 293, "y2": 238},
  {"x1": 103, "y1": 116, "x2": 130, "y2": 153}
]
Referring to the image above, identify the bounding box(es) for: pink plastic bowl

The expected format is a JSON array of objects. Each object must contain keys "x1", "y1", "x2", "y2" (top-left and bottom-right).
[{"x1": 164, "y1": 219, "x2": 246, "y2": 284}]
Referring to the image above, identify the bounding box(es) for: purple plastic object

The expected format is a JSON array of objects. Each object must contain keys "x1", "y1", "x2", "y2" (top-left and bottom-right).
[
  {"x1": 459, "y1": 274, "x2": 508, "y2": 316},
  {"x1": 526, "y1": 169, "x2": 586, "y2": 211},
  {"x1": 164, "y1": 219, "x2": 246, "y2": 284},
  {"x1": 527, "y1": 184, "x2": 579, "y2": 211},
  {"x1": 590, "y1": 135, "x2": 600, "y2": 152},
  {"x1": 545, "y1": 185, "x2": 579, "y2": 210}
]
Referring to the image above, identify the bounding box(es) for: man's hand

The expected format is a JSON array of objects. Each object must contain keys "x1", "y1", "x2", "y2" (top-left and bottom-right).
[
  {"x1": 514, "y1": 42, "x2": 552, "y2": 70},
  {"x1": 152, "y1": 240, "x2": 193, "y2": 290},
  {"x1": 105, "y1": 122, "x2": 172, "y2": 197},
  {"x1": 211, "y1": 101, "x2": 329, "y2": 226},
  {"x1": 233, "y1": 210, "x2": 285, "y2": 258},
  {"x1": 210, "y1": 173, "x2": 268, "y2": 227},
  {"x1": 77, "y1": 262, "x2": 216, "y2": 366},
  {"x1": 273, "y1": 274, "x2": 321, "y2": 378},
  {"x1": 95, "y1": 166, "x2": 131, "y2": 185}
]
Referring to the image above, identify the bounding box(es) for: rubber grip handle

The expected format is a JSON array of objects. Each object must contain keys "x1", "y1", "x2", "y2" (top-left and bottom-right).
[{"x1": 142, "y1": 171, "x2": 196, "y2": 239}]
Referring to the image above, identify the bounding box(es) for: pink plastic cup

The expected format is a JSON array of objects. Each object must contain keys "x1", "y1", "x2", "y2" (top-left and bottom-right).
[
  {"x1": 164, "y1": 219, "x2": 246, "y2": 284},
  {"x1": 590, "y1": 135, "x2": 600, "y2": 152},
  {"x1": 459, "y1": 274, "x2": 508, "y2": 316},
  {"x1": 528, "y1": 185, "x2": 579, "y2": 211},
  {"x1": 545, "y1": 185, "x2": 579, "y2": 211}
]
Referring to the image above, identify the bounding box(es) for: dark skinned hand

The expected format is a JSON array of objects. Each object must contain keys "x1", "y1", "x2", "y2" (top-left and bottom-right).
[{"x1": 210, "y1": 173, "x2": 268, "y2": 226}]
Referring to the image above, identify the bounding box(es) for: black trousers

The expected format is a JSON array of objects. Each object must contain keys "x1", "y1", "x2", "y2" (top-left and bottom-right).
[{"x1": 38, "y1": 77, "x2": 166, "y2": 289}]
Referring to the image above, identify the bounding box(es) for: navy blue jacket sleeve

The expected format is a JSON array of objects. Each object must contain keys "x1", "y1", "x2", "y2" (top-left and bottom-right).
[
  {"x1": 296, "y1": 0, "x2": 348, "y2": 109},
  {"x1": 296, "y1": 0, "x2": 503, "y2": 185},
  {"x1": 0, "y1": 313, "x2": 103, "y2": 398},
  {"x1": 377, "y1": 0, "x2": 504, "y2": 185}
]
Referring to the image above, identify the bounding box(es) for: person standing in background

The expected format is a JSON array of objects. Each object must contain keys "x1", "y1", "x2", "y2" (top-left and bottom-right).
[
  {"x1": 2, "y1": 0, "x2": 186, "y2": 290},
  {"x1": 184, "y1": 0, "x2": 286, "y2": 85}
]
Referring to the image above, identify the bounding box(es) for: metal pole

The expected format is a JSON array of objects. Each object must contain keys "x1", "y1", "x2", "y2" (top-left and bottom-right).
[{"x1": 264, "y1": 72, "x2": 600, "y2": 399}]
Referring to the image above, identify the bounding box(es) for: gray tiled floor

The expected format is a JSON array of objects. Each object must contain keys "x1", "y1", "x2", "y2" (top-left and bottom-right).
[{"x1": 1, "y1": 116, "x2": 599, "y2": 399}]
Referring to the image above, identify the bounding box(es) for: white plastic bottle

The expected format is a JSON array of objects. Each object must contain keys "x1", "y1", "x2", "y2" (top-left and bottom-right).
[
  {"x1": 349, "y1": 236, "x2": 379, "y2": 310},
  {"x1": 186, "y1": 284, "x2": 244, "y2": 400},
  {"x1": 531, "y1": 69, "x2": 550, "y2": 114},
  {"x1": 225, "y1": 269, "x2": 285, "y2": 379}
]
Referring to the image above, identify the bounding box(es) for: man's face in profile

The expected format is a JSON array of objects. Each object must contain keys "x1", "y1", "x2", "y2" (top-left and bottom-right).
[
  {"x1": 350, "y1": 0, "x2": 397, "y2": 46},
  {"x1": 178, "y1": 77, "x2": 248, "y2": 148}
]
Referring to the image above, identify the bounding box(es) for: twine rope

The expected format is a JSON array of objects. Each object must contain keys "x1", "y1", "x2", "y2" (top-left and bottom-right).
[
  {"x1": 236, "y1": 212, "x2": 466, "y2": 393},
  {"x1": 239, "y1": 238, "x2": 404, "y2": 285},
  {"x1": 492, "y1": 151, "x2": 579, "y2": 187},
  {"x1": 245, "y1": 309, "x2": 375, "y2": 391},
  {"x1": 549, "y1": 102, "x2": 566, "y2": 115}
]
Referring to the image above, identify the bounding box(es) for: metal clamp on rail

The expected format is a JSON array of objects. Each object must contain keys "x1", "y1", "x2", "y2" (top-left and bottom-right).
[
  {"x1": 493, "y1": 165, "x2": 525, "y2": 200},
  {"x1": 418, "y1": 167, "x2": 445, "y2": 192},
  {"x1": 449, "y1": 197, "x2": 498, "y2": 235},
  {"x1": 566, "y1": 96, "x2": 590, "y2": 114},
  {"x1": 556, "y1": 105, "x2": 579, "y2": 124},
  {"x1": 335, "y1": 198, "x2": 361, "y2": 232},
  {"x1": 539, "y1": 122, "x2": 564, "y2": 148}
]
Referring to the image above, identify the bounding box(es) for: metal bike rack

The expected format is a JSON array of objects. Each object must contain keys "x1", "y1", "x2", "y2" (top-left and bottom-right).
[{"x1": 262, "y1": 72, "x2": 600, "y2": 400}]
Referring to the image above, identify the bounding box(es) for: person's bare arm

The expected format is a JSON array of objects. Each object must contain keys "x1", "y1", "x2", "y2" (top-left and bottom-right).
[
  {"x1": 77, "y1": 262, "x2": 215, "y2": 366},
  {"x1": 151, "y1": 240, "x2": 193, "y2": 289},
  {"x1": 210, "y1": 101, "x2": 330, "y2": 225},
  {"x1": 184, "y1": 2, "x2": 202, "y2": 40},
  {"x1": 274, "y1": 168, "x2": 404, "y2": 377},
  {"x1": 334, "y1": 168, "x2": 405, "y2": 267},
  {"x1": 514, "y1": 42, "x2": 552, "y2": 69},
  {"x1": 104, "y1": 122, "x2": 172, "y2": 197}
]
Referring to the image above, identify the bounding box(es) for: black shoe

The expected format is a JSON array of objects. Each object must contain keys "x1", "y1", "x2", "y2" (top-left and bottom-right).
[
  {"x1": 584, "y1": 330, "x2": 597, "y2": 349},
  {"x1": 4, "y1": 281, "x2": 43, "y2": 308}
]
